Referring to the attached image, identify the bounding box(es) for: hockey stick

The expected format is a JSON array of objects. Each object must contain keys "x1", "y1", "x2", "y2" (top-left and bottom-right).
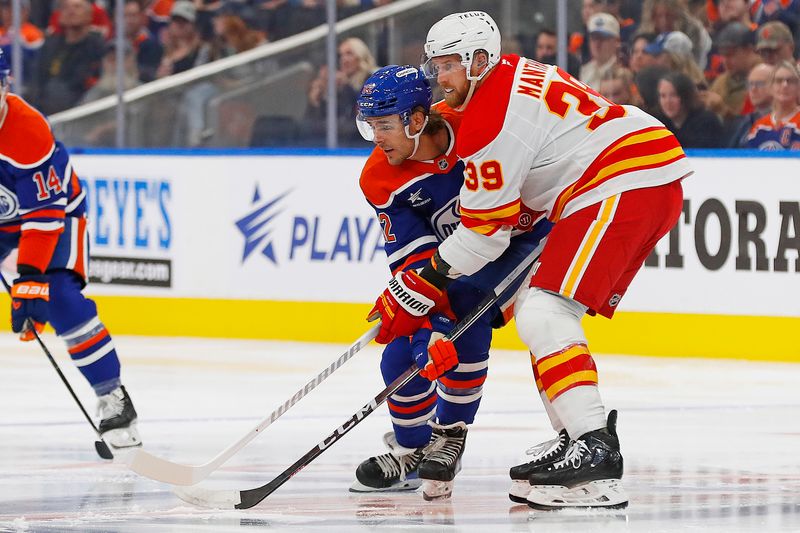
[
  {"x1": 0, "y1": 273, "x2": 114, "y2": 460},
  {"x1": 175, "y1": 248, "x2": 540, "y2": 509},
  {"x1": 127, "y1": 323, "x2": 381, "y2": 485}
]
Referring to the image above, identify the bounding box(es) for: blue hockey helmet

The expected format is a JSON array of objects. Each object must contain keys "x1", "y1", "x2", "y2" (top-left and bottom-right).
[{"x1": 356, "y1": 65, "x2": 432, "y2": 141}]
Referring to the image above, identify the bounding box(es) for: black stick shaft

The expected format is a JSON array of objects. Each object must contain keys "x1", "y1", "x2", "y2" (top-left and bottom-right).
[
  {"x1": 1, "y1": 274, "x2": 113, "y2": 459},
  {"x1": 237, "y1": 365, "x2": 419, "y2": 509}
]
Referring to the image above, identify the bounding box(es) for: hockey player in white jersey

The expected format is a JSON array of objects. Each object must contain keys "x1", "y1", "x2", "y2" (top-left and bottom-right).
[{"x1": 367, "y1": 11, "x2": 692, "y2": 509}]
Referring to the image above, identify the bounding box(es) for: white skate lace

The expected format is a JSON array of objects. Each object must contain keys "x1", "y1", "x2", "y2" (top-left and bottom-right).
[
  {"x1": 525, "y1": 432, "x2": 567, "y2": 462},
  {"x1": 374, "y1": 454, "x2": 403, "y2": 479},
  {"x1": 423, "y1": 431, "x2": 464, "y2": 467},
  {"x1": 551, "y1": 440, "x2": 590, "y2": 470},
  {"x1": 373, "y1": 449, "x2": 421, "y2": 481}
]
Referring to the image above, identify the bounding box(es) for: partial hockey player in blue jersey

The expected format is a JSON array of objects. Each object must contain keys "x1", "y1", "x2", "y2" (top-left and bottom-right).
[
  {"x1": 0, "y1": 50, "x2": 141, "y2": 449},
  {"x1": 350, "y1": 65, "x2": 551, "y2": 499}
]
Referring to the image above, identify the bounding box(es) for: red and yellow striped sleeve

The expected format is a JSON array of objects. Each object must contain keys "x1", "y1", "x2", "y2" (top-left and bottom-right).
[{"x1": 459, "y1": 197, "x2": 522, "y2": 236}]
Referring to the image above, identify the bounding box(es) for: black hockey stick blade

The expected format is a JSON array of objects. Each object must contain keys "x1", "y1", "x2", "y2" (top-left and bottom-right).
[
  {"x1": 174, "y1": 365, "x2": 420, "y2": 509},
  {"x1": 95, "y1": 440, "x2": 114, "y2": 460}
]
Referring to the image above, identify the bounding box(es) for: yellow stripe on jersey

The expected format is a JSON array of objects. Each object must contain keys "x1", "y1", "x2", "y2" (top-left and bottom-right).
[
  {"x1": 460, "y1": 199, "x2": 521, "y2": 222},
  {"x1": 463, "y1": 222, "x2": 500, "y2": 235},
  {"x1": 582, "y1": 147, "x2": 686, "y2": 195},
  {"x1": 561, "y1": 195, "x2": 619, "y2": 298},
  {"x1": 598, "y1": 128, "x2": 674, "y2": 161}
]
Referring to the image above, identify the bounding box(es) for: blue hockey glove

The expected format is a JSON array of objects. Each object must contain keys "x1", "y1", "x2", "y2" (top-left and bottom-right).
[
  {"x1": 11, "y1": 274, "x2": 50, "y2": 342},
  {"x1": 411, "y1": 313, "x2": 458, "y2": 380}
]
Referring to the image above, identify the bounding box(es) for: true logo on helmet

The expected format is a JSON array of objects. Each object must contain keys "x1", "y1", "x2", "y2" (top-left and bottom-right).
[{"x1": 361, "y1": 83, "x2": 375, "y2": 95}]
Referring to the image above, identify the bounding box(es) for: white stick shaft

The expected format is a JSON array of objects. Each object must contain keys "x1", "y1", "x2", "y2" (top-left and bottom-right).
[{"x1": 127, "y1": 324, "x2": 380, "y2": 485}]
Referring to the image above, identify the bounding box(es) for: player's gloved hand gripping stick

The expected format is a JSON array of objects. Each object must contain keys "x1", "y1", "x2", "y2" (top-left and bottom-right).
[{"x1": 174, "y1": 248, "x2": 541, "y2": 510}]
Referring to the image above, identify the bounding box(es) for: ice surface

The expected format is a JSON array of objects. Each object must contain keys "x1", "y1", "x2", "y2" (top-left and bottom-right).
[{"x1": 0, "y1": 334, "x2": 798, "y2": 532}]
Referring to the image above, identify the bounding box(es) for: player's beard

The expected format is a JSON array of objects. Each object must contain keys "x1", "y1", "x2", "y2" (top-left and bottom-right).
[{"x1": 442, "y1": 81, "x2": 469, "y2": 108}]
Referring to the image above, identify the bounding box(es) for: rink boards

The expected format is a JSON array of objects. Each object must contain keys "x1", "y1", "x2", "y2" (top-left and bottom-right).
[{"x1": 0, "y1": 149, "x2": 797, "y2": 361}]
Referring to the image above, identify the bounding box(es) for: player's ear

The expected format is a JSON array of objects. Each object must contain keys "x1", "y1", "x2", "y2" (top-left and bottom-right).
[
  {"x1": 411, "y1": 108, "x2": 427, "y2": 131},
  {"x1": 472, "y1": 50, "x2": 489, "y2": 75}
]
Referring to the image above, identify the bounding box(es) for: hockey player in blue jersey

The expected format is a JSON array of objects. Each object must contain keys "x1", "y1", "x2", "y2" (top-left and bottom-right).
[
  {"x1": 350, "y1": 65, "x2": 551, "y2": 499},
  {"x1": 0, "y1": 49, "x2": 141, "y2": 449}
]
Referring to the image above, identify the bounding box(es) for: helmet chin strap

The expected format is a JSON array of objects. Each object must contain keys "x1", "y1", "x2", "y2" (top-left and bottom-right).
[
  {"x1": 455, "y1": 79, "x2": 477, "y2": 112},
  {"x1": 405, "y1": 114, "x2": 429, "y2": 159},
  {"x1": 455, "y1": 59, "x2": 490, "y2": 112}
]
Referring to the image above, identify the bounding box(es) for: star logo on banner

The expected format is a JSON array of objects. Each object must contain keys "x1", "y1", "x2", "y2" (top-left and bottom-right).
[{"x1": 235, "y1": 186, "x2": 292, "y2": 265}]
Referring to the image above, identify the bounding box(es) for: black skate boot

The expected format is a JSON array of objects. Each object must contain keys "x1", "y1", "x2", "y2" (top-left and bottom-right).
[
  {"x1": 97, "y1": 385, "x2": 142, "y2": 449},
  {"x1": 508, "y1": 429, "x2": 570, "y2": 503},
  {"x1": 350, "y1": 432, "x2": 424, "y2": 492},
  {"x1": 418, "y1": 421, "x2": 468, "y2": 501},
  {"x1": 526, "y1": 410, "x2": 628, "y2": 510}
]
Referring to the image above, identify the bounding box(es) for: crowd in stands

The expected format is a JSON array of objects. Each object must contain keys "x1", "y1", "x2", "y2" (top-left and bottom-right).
[
  {"x1": 1, "y1": 0, "x2": 798, "y2": 150},
  {"x1": 524, "y1": 0, "x2": 800, "y2": 150},
  {"x1": 0, "y1": 0, "x2": 390, "y2": 115},
  {"x1": 295, "y1": 0, "x2": 800, "y2": 150}
]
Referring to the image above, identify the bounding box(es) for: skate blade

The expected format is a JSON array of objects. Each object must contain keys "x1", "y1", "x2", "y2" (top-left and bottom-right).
[
  {"x1": 349, "y1": 477, "x2": 422, "y2": 493},
  {"x1": 527, "y1": 479, "x2": 629, "y2": 510},
  {"x1": 422, "y1": 480, "x2": 454, "y2": 501},
  {"x1": 103, "y1": 422, "x2": 143, "y2": 449},
  {"x1": 508, "y1": 480, "x2": 532, "y2": 504}
]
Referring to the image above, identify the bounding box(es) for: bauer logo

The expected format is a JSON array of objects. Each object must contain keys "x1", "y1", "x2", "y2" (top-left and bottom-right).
[{"x1": 236, "y1": 185, "x2": 385, "y2": 267}]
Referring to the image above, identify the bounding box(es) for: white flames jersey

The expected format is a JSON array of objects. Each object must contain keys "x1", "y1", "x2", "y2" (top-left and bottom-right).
[{"x1": 438, "y1": 55, "x2": 693, "y2": 276}]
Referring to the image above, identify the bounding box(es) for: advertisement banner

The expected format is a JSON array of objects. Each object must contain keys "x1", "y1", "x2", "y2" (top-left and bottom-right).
[{"x1": 70, "y1": 153, "x2": 799, "y2": 317}]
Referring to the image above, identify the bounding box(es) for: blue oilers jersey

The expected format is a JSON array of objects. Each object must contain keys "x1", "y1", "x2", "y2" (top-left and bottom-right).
[
  {"x1": 360, "y1": 105, "x2": 465, "y2": 276},
  {"x1": 744, "y1": 110, "x2": 800, "y2": 150},
  {"x1": 0, "y1": 94, "x2": 87, "y2": 271}
]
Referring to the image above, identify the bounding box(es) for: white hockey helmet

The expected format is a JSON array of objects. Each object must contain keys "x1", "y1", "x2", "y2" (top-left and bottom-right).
[{"x1": 422, "y1": 11, "x2": 501, "y2": 82}]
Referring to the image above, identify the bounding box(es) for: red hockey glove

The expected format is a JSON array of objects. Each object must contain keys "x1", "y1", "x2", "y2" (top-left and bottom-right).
[
  {"x1": 368, "y1": 269, "x2": 445, "y2": 344},
  {"x1": 11, "y1": 275, "x2": 50, "y2": 342},
  {"x1": 411, "y1": 314, "x2": 458, "y2": 380}
]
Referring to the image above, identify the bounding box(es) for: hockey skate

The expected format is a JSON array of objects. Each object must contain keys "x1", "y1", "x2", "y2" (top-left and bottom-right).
[
  {"x1": 350, "y1": 432, "x2": 424, "y2": 492},
  {"x1": 418, "y1": 421, "x2": 468, "y2": 501},
  {"x1": 526, "y1": 410, "x2": 628, "y2": 510},
  {"x1": 97, "y1": 386, "x2": 142, "y2": 449},
  {"x1": 508, "y1": 429, "x2": 570, "y2": 503}
]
